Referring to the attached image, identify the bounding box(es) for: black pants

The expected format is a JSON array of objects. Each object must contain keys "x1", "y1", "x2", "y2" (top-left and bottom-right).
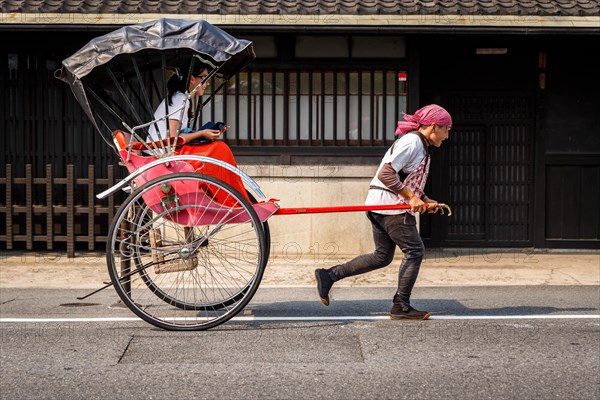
[{"x1": 330, "y1": 211, "x2": 425, "y2": 310}]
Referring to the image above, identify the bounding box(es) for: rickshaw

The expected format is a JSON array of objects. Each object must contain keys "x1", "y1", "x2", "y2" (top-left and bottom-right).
[{"x1": 57, "y1": 18, "x2": 450, "y2": 331}]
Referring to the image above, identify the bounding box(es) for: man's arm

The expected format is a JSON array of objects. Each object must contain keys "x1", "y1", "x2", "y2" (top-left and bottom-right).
[{"x1": 377, "y1": 163, "x2": 426, "y2": 213}]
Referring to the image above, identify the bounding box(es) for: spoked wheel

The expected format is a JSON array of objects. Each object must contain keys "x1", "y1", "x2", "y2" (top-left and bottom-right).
[
  {"x1": 107, "y1": 172, "x2": 267, "y2": 331},
  {"x1": 132, "y1": 204, "x2": 250, "y2": 311},
  {"x1": 132, "y1": 188, "x2": 271, "y2": 312}
]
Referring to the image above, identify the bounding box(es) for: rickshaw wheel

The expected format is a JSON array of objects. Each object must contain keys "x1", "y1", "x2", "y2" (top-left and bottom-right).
[
  {"x1": 133, "y1": 191, "x2": 271, "y2": 312},
  {"x1": 106, "y1": 172, "x2": 267, "y2": 331},
  {"x1": 131, "y1": 203, "x2": 252, "y2": 311}
]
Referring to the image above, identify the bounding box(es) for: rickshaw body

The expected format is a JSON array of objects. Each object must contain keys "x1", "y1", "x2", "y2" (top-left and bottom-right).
[{"x1": 58, "y1": 18, "x2": 278, "y2": 330}]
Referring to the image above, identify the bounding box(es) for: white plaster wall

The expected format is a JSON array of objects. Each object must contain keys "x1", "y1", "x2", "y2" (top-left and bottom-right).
[{"x1": 239, "y1": 164, "x2": 381, "y2": 262}]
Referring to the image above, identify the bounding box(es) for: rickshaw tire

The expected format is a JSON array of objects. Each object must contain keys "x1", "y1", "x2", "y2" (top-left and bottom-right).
[{"x1": 106, "y1": 172, "x2": 267, "y2": 331}]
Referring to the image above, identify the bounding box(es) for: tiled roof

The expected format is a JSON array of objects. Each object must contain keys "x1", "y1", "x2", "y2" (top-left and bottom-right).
[{"x1": 1, "y1": 0, "x2": 599, "y2": 17}]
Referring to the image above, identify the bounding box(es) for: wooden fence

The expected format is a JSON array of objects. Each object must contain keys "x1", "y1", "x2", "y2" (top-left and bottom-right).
[{"x1": 1, "y1": 164, "x2": 125, "y2": 257}]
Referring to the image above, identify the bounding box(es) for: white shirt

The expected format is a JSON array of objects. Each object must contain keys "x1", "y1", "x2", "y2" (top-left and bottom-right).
[
  {"x1": 146, "y1": 92, "x2": 190, "y2": 143},
  {"x1": 365, "y1": 133, "x2": 428, "y2": 215}
]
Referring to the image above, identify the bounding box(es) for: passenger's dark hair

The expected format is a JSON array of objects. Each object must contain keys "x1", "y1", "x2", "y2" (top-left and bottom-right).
[{"x1": 166, "y1": 59, "x2": 211, "y2": 106}]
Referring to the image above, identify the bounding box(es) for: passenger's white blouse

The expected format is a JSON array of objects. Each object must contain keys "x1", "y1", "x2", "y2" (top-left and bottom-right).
[{"x1": 147, "y1": 92, "x2": 190, "y2": 143}]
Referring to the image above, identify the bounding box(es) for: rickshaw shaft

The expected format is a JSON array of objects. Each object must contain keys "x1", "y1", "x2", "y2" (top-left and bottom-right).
[{"x1": 275, "y1": 203, "x2": 412, "y2": 215}]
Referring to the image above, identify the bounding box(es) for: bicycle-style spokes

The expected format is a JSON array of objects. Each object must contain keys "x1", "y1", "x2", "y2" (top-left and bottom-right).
[{"x1": 106, "y1": 173, "x2": 267, "y2": 330}]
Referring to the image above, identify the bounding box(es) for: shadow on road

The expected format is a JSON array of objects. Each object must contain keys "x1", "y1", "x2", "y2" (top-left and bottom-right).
[{"x1": 245, "y1": 299, "x2": 598, "y2": 318}]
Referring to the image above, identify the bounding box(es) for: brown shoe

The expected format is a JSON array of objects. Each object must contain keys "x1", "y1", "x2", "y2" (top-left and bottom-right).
[
  {"x1": 390, "y1": 305, "x2": 431, "y2": 320},
  {"x1": 315, "y1": 268, "x2": 334, "y2": 306}
]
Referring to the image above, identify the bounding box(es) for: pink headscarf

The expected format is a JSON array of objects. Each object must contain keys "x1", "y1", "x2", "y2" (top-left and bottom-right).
[{"x1": 394, "y1": 104, "x2": 452, "y2": 137}]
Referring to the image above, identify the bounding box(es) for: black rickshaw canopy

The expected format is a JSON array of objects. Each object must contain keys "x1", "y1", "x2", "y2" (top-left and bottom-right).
[{"x1": 56, "y1": 18, "x2": 255, "y2": 149}]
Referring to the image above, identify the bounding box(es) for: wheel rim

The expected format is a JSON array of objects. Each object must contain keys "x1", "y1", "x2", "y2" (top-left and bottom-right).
[{"x1": 107, "y1": 173, "x2": 266, "y2": 330}]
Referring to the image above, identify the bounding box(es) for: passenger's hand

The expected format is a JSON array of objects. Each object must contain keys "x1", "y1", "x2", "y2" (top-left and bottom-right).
[
  {"x1": 409, "y1": 196, "x2": 426, "y2": 213},
  {"x1": 199, "y1": 129, "x2": 222, "y2": 141}
]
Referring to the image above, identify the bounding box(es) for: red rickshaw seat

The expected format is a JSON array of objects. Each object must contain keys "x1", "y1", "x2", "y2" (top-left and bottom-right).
[{"x1": 113, "y1": 130, "x2": 185, "y2": 153}]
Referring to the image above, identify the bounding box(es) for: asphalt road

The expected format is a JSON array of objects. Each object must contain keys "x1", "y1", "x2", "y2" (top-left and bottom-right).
[{"x1": 1, "y1": 286, "x2": 599, "y2": 399}]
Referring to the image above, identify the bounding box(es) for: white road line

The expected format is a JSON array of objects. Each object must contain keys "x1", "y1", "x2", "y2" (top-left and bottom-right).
[
  {"x1": 1, "y1": 317, "x2": 142, "y2": 323},
  {"x1": 0, "y1": 315, "x2": 598, "y2": 323}
]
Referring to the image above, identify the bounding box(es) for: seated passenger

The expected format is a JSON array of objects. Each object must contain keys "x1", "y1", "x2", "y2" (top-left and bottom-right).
[{"x1": 147, "y1": 59, "x2": 250, "y2": 205}]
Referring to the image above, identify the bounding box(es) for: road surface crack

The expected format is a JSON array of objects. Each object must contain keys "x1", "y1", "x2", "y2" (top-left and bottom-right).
[{"x1": 117, "y1": 336, "x2": 134, "y2": 365}]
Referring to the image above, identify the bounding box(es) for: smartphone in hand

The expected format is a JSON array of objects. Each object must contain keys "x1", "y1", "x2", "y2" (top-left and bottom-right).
[
  {"x1": 188, "y1": 121, "x2": 229, "y2": 144},
  {"x1": 212, "y1": 122, "x2": 229, "y2": 133},
  {"x1": 200, "y1": 121, "x2": 227, "y2": 131},
  {"x1": 219, "y1": 124, "x2": 230, "y2": 134}
]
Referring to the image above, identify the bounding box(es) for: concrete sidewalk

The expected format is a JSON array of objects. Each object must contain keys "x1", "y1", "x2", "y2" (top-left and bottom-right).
[{"x1": 1, "y1": 249, "x2": 598, "y2": 289}]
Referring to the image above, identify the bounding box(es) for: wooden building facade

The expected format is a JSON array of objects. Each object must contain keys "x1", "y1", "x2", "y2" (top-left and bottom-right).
[{"x1": 1, "y1": 1, "x2": 599, "y2": 252}]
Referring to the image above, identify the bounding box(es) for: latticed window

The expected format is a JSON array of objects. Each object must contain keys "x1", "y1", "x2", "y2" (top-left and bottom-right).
[{"x1": 200, "y1": 69, "x2": 407, "y2": 148}]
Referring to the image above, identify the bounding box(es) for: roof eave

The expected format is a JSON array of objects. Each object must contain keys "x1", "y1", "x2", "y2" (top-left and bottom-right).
[{"x1": 1, "y1": 13, "x2": 598, "y2": 32}]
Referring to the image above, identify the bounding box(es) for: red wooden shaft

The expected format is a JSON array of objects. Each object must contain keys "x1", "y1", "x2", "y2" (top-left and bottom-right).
[{"x1": 275, "y1": 203, "x2": 413, "y2": 215}]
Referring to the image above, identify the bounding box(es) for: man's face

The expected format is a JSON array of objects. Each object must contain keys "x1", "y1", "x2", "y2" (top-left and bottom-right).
[{"x1": 430, "y1": 124, "x2": 451, "y2": 147}]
